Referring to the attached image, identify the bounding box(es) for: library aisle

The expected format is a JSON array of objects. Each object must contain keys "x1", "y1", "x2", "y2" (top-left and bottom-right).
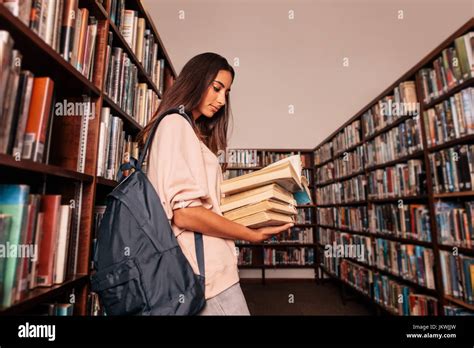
[{"x1": 1, "y1": 0, "x2": 474, "y2": 335}]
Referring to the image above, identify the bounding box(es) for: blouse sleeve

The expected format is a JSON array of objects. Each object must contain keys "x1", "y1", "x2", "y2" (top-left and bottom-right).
[{"x1": 148, "y1": 114, "x2": 213, "y2": 222}]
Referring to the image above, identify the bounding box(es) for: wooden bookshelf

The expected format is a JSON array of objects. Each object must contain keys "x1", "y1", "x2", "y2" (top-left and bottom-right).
[
  {"x1": 226, "y1": 148, "x2": 317, "y2": 283},
  {"x1": 0, "y1": 0, "x2": 176, "y2": 315},
  {"x1": 313, "y1": 18, "x2": 474, "y2": 316}
]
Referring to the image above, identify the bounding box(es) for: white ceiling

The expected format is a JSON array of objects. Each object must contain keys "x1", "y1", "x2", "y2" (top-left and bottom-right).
[{"x1": 142, "y1": 0, "x2": 473, "y2": 150}]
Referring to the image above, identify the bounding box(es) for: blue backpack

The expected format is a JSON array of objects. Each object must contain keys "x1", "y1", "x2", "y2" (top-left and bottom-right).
[{"x1": 91, "y1": 108, "x2": 206, "y2": 315}]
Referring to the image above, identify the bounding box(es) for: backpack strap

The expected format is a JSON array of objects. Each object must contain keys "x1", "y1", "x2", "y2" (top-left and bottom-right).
[{"x1": 137, "y1": 107, "x2": 206, "y2": 278}]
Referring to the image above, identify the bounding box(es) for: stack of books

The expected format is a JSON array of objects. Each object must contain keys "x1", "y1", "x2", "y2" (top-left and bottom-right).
[{"x1": 220, "y1": 155, "x2": 311, "y2": 228}]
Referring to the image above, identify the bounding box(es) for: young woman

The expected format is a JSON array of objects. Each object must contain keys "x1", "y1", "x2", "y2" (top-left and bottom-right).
[{"x1": 137, "y1": 53, "x2": 293, "y2": 315}]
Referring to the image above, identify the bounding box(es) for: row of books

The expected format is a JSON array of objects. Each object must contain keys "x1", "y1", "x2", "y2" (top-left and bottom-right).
[
  {"x1": 314, "y1": 142, "x2": 332, "y2": 165},
  {"x1": 109, "y1": 0, "x2": 166, "y2": 93},
  {"x1": 315, "y1": 161, "x2": 335, "y2": 185},
  {"x1": 316, "y1": 175, "x2": 366, "y2": 205},
  {"x1": 266, "y1": 227, "x2": 314, "y2": 244},
  {"x1": 103, "y1": 36, "x2": 161, "y2": 126},
  {"x1": 39, "y1": 302, "x2": 74, "y2": 316},
  {"x1": 439, "y1": 251, "x2": 474, "y2": 305},
  {"x1": 418, "y1": 31, "x2": 474, "y2": 105},
  {"x1": 0, "y1": 185, "x2": 80, "y2": 308},
  {"x1": 366, "y1": 160, "x2": 426, "y2": 199},
  {"x1": 423, "y1": 87, "x2": 474, "y2": 147},
  {"x1": 361, "y1": 81, "x2": 419, "y2": 138},
  {"x1": 334, "y1": 145, "x2": 365, "y2": 179},
  {"x1": 373, "y1": 273, "x2": 438, "y2": 315},
  {"x1": 374, "y1": 239, "x2": 435, "y2": 289},
  {"x1": 302, "y1": 168, "x2": 313, "y2": 186},
  {"x1": 263, "y1": 247, "x2": 314, "y2": 266},
  {"x1": 368, "y1": 204, "x2": 431, "y2": 242},
  {"x1": 295, "y1": 207, "x2": 313, "y2": 224},
  {"x1": 332, "y1": 120, "x2": 362, "y2": 156},
  {"x1": 429, "y1": 144, "x2": 474, "y2": 193},
  {"x1": 0, "y1": 37, "x2": 92, "y2": 172},
  {"x1": 435, "y1": 201, "x2": 474, "y2": 248},
  {"x1": 237, "y1": 247, "x2": 254, "y2": 266},
  {"x1": 2, "y1": 0, "x2": 100, "y2": 81},
  {"x1": 96, "y1": 107, "x2": 138, "y2": 180},
  {"x1": 318, "y1": 206, "x2": 368, "y2": 231},
  {"x1": 364, "y1": 116, "x2": 424, "y2": 168}
]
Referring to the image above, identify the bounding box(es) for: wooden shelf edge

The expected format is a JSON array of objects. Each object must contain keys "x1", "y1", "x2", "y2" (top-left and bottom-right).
[
  {"x1": 0, "y1": 154, "x2": 94, "y2": 182},
  {"x1": 0, "y1": 5, "x2": 101, "y2": 97},
  {"x1": 0, "y1": 275, "x2": 89, "y2": 315}
]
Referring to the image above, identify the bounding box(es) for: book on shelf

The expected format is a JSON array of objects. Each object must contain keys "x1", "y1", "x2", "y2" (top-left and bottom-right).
[
  {"x1": 435, "y1": 201, "x2": 473, "y2": 248},
  {"x1": 2, "y1": 0, "x2": 101, "y2": 81},
  {"x1": 264, "y1": 247, "x2": 314, "y2": 266},
  {"x1": 0, "y1": 185, "x2": 79, "y2": 308},
  {"x1": 314, "y1": 142, "x2": 332, "y2": 165},
  {"x1": 439, "y1": 251, "x2": 474, "y2": 305},
  {"x1": 374, "y1": 239, "x2": 435, "y2": 289},
  {"x1": 364, "y1": 115, "x2": 424, "y2": 167},
  {"x1": 418, "y1": 31, "x2": 473, "y2": 105},
  {"x1": 367, "y1": 160, "x2": 426, "y2": 199},
  {"x1": 316, "y1": 174, "x2": 366, "y2": 205},
  {"x1": 361, "y1": 80, "x2": 419, "y2": 139},
  {"x1": 423, "y1": 87, "x2": 474, "y2": 147},
  {"x1": 429, "y1": 144, "x2": 474, "y2": 193},
  {"x1": 368, "y1": 203, "x2": 431, "y2": 242},
  {"x1": 332, "y1": 119, "x2": 361, "y2": 156}
]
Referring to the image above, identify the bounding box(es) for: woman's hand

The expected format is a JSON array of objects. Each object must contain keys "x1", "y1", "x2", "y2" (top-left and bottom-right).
[{"x1": 246, "y1": 223, "x2": 294, "y2": 243}]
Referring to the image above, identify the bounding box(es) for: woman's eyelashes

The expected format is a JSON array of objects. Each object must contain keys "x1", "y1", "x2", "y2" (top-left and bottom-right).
[{"x1": 213, "y1": 85, "x2": 230, "y2": 96}]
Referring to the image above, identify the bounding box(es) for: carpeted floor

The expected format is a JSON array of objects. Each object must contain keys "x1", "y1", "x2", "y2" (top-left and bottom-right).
[{"x1": 240, "y1": 280, "x2": 374, "y2": 315}]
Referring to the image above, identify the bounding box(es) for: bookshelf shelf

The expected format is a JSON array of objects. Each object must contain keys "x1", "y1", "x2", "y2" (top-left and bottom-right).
[
  {"x1": 444, "y1": 295, "x2": 474, "y2": 311},
  {"x1": 108, "y1": 20, "x2": 161, "y2": 98},
  {"x1": 316, "y1": 225, "x2": 432, "y2": 247},
  {"x1": 423, "y1": 77, "x2": 474, "y2": 109},
  {"x1": 367, "y1": 195, "x2": 428, "y2": 203},
  {"x1": 314, "y1": 157, "x2": 333, "y2": 168},
  {"x1": 0, "y1": 275, "x2": 88, "y2": 315},
  {"x1": 433, "y1": 191, "x2": 474, "y2": 199},
  {"x1": 363, "y1": 115, "x2": 416, "y2": 142},
  {"x1": 437, "y1": 244, "x2": 474, "y2": 256},
  {"x1": 0, "y1": 0, "x2": 177, "y2": 315},
  {"x1": 364, "y1": 150, "x2": 424, "y2": 172},
  {"x1": 333, "y1": 142, "x2": 364, "y2": 158},
  {"x1": 78, "y1": 0, "x2": 108, "y2": 19},
  {"x1": 313, "y1": 19, "x2": 474, "y2": 316},
  {"x1": 427, "y1": 134, "x2": 474, "y2": 153},
  {"x1": 0, "y1": 6, "x2": 101, "y2": 97},
  {"x1": 96, "y1": 176, "x2": 119, "y2": 188},
  {"x1": 102, "y1": 94, "x2": 143, "y2": 133},
  {"x1": 0, "y1": 154, "x2": 94, "y2": 182}
]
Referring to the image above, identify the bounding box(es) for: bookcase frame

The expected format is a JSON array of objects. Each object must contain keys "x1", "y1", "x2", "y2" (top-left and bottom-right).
[
  {"x1": 313, "y1": 18, "x2": 474, "y2": 315},
  {"x1": 226, "y1": 148, "x2": 318, "y2": 284},
  {"x1": 0, "y1": 0, "x2": 176, "y2": 315}
]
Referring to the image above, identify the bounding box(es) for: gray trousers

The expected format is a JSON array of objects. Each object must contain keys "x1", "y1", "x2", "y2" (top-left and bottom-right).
[{"x1": 198, "y1": 282, "x2": 250, "y2": 315}]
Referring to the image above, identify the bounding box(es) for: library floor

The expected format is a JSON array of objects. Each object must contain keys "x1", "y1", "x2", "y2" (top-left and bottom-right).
[{"x1": 240, "y1": 280, "x2": 373, "y2": 315}]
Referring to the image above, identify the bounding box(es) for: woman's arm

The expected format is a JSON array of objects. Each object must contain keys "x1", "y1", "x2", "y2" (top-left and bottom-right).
[{"x1": 173, "y1": 206, "x2": 293, "y2": 243}]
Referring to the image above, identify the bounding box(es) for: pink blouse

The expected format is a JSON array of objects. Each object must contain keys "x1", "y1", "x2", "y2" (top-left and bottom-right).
[{"x1": 147, "y1": 113, "x2": 240, "y2": 299}]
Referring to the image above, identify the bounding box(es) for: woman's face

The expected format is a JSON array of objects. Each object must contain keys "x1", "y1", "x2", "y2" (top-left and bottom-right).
[{"x1": 193, "y1": 69, "x2": 232, "y2": 120}]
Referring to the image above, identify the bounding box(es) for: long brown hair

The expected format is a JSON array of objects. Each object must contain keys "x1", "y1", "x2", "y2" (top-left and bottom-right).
[{"x1": 137, "y1": 52, "x2": 234, "y2": 155}]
